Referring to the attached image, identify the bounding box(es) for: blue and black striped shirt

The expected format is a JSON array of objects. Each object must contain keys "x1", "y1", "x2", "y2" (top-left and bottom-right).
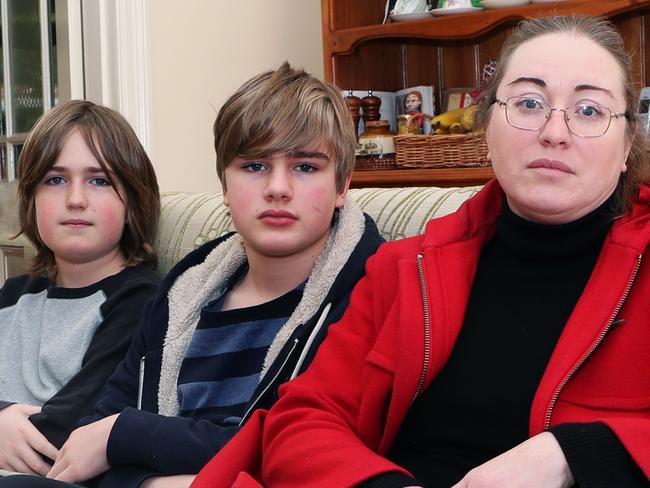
[{"x1": 177, "y1": 266, "x2": 303, "y2": 425}]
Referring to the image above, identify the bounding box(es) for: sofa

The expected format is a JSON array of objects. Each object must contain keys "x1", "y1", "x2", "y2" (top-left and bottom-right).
[{"x1": 155, "y1": 185, "x2": 483, "y2": 275}]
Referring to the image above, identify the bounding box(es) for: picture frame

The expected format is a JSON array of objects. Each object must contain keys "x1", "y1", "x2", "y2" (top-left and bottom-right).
[{"x1": 444, "y1": 87, "x2": 477, "y2": 112}]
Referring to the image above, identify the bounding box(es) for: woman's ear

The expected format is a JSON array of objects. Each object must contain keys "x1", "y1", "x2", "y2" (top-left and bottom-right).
[
  {"x1": 485, "y1": 123, "x2": 492, "y2": 163},
  {"x1": 621, "y1": 131, "x2": 634, "y2": 173}
]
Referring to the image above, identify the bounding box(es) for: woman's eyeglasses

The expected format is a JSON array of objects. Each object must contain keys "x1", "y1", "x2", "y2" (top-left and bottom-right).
[{"x1": 494, "y1": 96, "x2": 627, "y2": 138}]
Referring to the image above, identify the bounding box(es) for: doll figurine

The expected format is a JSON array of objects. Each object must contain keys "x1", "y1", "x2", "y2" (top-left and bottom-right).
[{"x1": 404, "y1": 90, "x2": 424, "y2": 133}]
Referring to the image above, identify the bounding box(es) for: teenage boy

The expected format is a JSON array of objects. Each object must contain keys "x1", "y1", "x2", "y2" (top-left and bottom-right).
[{"x1": 29, "y1": 62, "x2": 383, "y2": 488}]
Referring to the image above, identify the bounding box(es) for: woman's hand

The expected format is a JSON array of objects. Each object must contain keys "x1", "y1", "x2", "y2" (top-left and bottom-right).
[
  {"x1": 451, "y1": 432, "x2": 574, "y2": 488},
  {"x1": 0, "y1": 403, "x2": 59, "y2": 475},
  {"x1": 141, "y1": 474, "x2": 196, "y2": 488},
  {"x1": 46, "y1": 413, "x2": 119, "y2": 483}
]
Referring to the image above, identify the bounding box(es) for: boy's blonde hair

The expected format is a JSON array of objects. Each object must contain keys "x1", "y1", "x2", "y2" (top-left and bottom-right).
[
  {"x1": 214, "y1": 62, "x2": 356, "y2": 193},
  {"x1": 17, "y1": 100, "x2": 160, "y2": 278}
]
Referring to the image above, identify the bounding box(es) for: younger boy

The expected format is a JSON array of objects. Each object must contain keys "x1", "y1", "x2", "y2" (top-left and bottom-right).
[
  {"x1": 0, "y1": 101, "x2": 160, "y2": 478},
  {"x1": 41, "y1": 62, "x2": 383, "y2": 487}
]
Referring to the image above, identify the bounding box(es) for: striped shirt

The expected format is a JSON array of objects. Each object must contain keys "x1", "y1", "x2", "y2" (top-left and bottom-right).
[{"x1": 177, "y1": 267, "x2": 303, "y2": 425}]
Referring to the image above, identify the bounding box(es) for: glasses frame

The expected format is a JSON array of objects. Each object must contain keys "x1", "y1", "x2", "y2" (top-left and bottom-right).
[{"x1": 494, "y1": 96, "x2": 628, "y2": 138}]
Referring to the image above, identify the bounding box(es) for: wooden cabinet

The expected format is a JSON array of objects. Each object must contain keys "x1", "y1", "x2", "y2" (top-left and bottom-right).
[{"x1": 321, "y1": 0, "x2": 650, "y2": 188}]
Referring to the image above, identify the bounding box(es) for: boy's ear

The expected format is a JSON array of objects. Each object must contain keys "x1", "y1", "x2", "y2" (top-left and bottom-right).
[
  {"x1": 223, "y1": 191, "x2": 230, "y2": 207},
  {"x1": 335, "y1": 174, "x2": 352, "y2": 208}
]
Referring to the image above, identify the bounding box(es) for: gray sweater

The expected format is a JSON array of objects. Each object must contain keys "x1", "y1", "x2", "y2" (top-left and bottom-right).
[{"x1": 0, "y1": 264, "x2": 160, "y2": 448}]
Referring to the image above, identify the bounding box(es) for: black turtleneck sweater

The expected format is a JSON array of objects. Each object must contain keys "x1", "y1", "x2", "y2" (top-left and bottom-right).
[{"x1": 365, "y1": 196, "x2": 647, "y2": 488}]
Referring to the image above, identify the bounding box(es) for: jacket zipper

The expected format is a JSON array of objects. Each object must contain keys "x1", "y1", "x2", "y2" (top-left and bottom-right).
[
  {"x1": 137, "y1": 355, "x2": 145, "y2": 410},
  {"x1": 543, "y1": 254, "x2": 643, "y2": 430},
  {"x1": 239, "y1": 338, "x2": 300, "y2": 426},
  {"x1": 290, "y1": 303, "x2": 332, "y2": 380},
  {"x1": 412, "y1": 253, "x2": 431, "y2": 403}
]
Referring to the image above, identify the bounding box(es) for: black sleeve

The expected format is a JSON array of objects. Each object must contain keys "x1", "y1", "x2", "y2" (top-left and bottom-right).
[
  {"x1": 0, "y1": 401, "x2": 15, "y2": 412},
  {"x1": 0, "y1": 274, "x2": 47, "y2": 307},
  {"x1": 359, "y1": 472, "x2": 421, "y2": 488},
  {"x1": 550, "y1": 422, "x2": 648, "y2": 487},
  {"x1": 105, "y1": 407, "x2": 239, "y2": 475},
  {"x1": 28, "y1": 277, "x2": 159, "y2": 449},
  {"x1": 81, "y1": 293, "x2": 159, "y2": 426}
]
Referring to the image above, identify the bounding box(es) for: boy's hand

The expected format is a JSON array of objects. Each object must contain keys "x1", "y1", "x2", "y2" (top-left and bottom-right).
[
  {"x1": 0, "y1": 403, "x2": 59, "y2": 475},
  {"x1": 141, "y1": 474, "x2": 196, "y2": 488},
  {"x1": 47, "y1": 413, "x2": 119, "y2": 483},
  {"x1": 451, "y1": 432, "x2": 574, "y2": 488}
]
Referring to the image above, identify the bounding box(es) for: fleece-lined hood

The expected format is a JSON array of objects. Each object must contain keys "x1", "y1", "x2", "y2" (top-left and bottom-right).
[{"x1": 159, "y1": 200, "x2": 367, "y2": 416}]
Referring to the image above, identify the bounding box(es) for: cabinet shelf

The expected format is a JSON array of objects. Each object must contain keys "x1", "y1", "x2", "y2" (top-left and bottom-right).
[
  {"x1": 328, "y1": 0, "x2": 650, "y2": 56},
  {"x1": 351, "y1": 166, "x2": 494, "y2": 188}
]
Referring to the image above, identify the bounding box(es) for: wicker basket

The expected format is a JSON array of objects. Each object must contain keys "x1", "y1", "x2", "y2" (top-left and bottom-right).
[
  {"x1": 354, "y1": 153, "x2": 397, "y2": 171},
  {"x1": 394, "y1": 132, "x2": 489, "y2": 169}
]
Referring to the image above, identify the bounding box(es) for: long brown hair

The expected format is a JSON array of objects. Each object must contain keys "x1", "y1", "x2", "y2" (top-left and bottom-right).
[{"x1": 17, "y1": 100, "x2": 160, "y2": 278}]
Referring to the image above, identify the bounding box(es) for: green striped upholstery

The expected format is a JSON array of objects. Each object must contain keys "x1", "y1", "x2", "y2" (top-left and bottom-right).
[{"x1": 156, "y1": 186, "x2": 482, "y2": 275}]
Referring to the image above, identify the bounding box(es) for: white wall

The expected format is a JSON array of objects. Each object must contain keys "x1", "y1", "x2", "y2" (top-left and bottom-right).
[{"x1": 148, "y1": 0, "x2": 324, "y2": 193}]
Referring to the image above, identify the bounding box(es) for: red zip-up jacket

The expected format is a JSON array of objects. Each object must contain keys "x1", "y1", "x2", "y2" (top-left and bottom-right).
[{"x1": 194, "y1": 180, "x2": 650, "y2": 487}]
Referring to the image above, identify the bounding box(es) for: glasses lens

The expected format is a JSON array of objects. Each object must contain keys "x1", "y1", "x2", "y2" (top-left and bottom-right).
[
  {"x1": 505, "y1": 97, "x2": 549, "y2": 130},
  {"x1": 565, "y1": 105, "x2": 611, "y2": 137}
]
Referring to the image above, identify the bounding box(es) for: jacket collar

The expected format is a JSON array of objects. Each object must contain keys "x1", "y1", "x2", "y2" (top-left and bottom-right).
[
  {"x1": 261, "y1": 199, "x2": 366, "y2": 379},
  {"x1": 608, "y1": 183, "x2": 650, "y2": 253},
  {"x1": 420, "y1": 179, "x2": 503, "y2": 250},
  {"x1": 420, "y1": 180, "x2": 650, "y2": 254}
]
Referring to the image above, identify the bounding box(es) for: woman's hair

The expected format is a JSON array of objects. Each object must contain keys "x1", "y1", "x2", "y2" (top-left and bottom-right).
[
  {"x1": 17, "y1": 100, "x2": 160, "y2": 278},
  {"x1": 213, "y1": 61, "x2": 356, "y2": 193},
  {"x1": 476, "y1": 15, "x2": 650, "y2": 214}
]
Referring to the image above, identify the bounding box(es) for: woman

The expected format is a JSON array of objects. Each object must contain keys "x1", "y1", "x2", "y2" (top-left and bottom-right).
[{"x1": 194, "y1": 15, "x2": 650, "y2": 487}]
